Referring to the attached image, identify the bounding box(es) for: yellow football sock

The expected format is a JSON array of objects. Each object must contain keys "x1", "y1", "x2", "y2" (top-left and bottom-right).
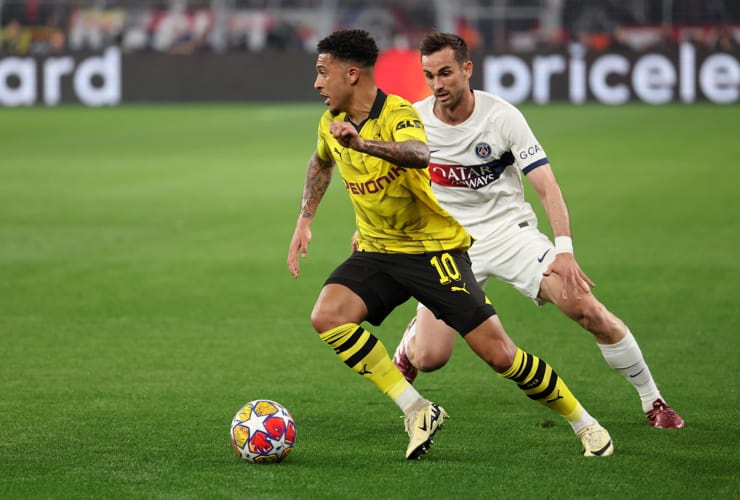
[
  {"x1": 501, "y1": 348, "x2": 584, "y2": 423},
  {"x1": 319, "y1": 323, "x2": 409, "y2": 400}
]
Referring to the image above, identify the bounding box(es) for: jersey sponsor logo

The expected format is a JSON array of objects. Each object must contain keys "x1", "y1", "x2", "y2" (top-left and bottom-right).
[
  {"x1": 343, "y1": 166, "x2": 407, "y2": 195},
  {"x1": 395, "y1": 119, "x2": 423, "y2": 131},
  {"x1": 429, "y1": 151, "x2": 515, "y2": 189},
  {"x1": 475, "y1": 142, "x2": 492, "y2": 159}
]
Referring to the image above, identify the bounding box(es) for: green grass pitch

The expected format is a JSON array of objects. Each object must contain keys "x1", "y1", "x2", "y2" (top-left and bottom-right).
[{"x1": 1, "y1": 103, "x2": 738, "y2": 499}]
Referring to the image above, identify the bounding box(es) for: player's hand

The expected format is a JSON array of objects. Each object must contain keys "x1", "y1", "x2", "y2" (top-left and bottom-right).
[
  {"x1": 351, "y1": 230, "x2": 359, "y2": 252},
  {"x1": 330, "y1": 121, "x2": 365, "y2": 151},
  {"x1": 543, "y1": 253, "x2": 595, "y2": 301},
  {"x1": 287, "y1": 223, "x2": 312, "y2": 278}
]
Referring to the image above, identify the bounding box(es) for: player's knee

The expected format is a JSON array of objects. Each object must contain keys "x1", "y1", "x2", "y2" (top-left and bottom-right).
[
  {"x1": 473, "y1": 347, "x2": 515, "y2": 373},
  {"x1": 310, "y1": 304, "x2": 338, "y2": 333},
  {"x1": 570, "y1": 299, "x2": 611, "y2": 335},
  {"x1": 310, "y1": 314, "x2": 329, "y2": 333},
  {"x1": 489, "y1": 347, "x2": 517, "y2": 373},
  {"x1": 414, "y1": 346, "x2": 450, "y2": 372},
  {"x1": 463, "y1": 317, "x2": 518, "y2": 372},
  {"x1": 468, "y1": 337, "x2": 517, "y2": 373}
]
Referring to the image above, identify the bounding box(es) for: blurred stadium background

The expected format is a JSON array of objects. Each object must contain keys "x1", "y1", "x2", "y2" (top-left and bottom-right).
[{"x1": 1, "y1": 0, "x2": 738, "y2": 105}]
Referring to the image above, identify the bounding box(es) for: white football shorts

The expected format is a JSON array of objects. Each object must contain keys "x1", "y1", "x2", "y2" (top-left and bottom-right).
[{"x1": 468, "y1": 220, "x2": 554, "y2": 305}]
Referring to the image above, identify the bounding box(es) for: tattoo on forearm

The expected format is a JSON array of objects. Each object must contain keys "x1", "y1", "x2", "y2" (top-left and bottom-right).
[
  {"x1": 300, "y1": 155, "x2": 333, "y2": 219},
  {"x1": 362, "y1": 140, "x2": 429, "y2": 169}
]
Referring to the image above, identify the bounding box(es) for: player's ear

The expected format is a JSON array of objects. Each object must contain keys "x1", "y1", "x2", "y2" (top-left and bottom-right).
[
  {"x1": 347, "y1": 66, "x2": 360, "y2": 85},
  {"x1": 464, "y1": 60, "x2": 474, "y2": 79}
]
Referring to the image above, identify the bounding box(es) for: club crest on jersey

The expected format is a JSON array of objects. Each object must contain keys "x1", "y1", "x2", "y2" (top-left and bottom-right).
[{"x1": 475, "y1": 142, "x2": 492, "y2": 159}]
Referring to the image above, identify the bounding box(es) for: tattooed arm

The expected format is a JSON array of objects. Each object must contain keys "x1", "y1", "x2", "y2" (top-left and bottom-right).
[
  {"x1": 359, "y1": 139, "x2": 430, "y2": 169},
  {"x1": 329, "y1": 121, "x2": 430, "y2": 168},
  {"x1": 298, "y1": 152, "x2": 334, "y2": 221},
  {"x1": 287, "y1": 152, "x2": 334, "y2": 278}
]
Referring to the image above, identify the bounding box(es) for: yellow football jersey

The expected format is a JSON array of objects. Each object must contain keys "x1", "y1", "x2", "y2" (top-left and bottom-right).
[{"x1": 316, "y1": 90, "x2": 471, "y2": 253}]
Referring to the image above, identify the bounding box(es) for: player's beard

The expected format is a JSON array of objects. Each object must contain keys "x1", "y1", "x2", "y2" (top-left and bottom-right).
[{"x1": 438, "y1": 86, "x2": 466, "y2": 112}]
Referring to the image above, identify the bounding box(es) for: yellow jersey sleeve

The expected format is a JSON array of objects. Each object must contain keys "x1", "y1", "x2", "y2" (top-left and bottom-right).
[{"x1": 316, "y1": 118, "x2": 333, "y2": 162}]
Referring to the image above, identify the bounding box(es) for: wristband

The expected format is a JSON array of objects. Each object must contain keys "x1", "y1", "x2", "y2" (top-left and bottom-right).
[{"x1": 554, "y1": 236, "x2": 573, "y2": 255}]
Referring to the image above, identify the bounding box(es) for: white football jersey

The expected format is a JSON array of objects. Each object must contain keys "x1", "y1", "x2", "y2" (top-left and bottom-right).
[{"x1": 415, "y1": 90, "x2": 548, "y2": 240}]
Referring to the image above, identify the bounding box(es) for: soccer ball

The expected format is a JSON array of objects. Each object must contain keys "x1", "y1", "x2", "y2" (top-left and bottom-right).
[{"x1": 230, "y1": 400, "x2": 296, "y2": 463}]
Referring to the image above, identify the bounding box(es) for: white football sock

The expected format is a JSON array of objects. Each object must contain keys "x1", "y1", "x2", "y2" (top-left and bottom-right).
[
  {"x1": 568, "y1": 407, "x2": 597, "y2": 434},
  {"x1": 395, "y1": 386, "x2": 427, "y2": 414},
  {"x1": 598, "y1": 329, "x2": 661, "y2": 412}
]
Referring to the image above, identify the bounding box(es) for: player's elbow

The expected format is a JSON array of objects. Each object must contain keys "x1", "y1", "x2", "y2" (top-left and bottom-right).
[
  {"x1": 419, "y1": 147, "x2": 431, "y2": 167},
  {"x1": 406, "y1": 140, "x2": 430, "y2": 169}
]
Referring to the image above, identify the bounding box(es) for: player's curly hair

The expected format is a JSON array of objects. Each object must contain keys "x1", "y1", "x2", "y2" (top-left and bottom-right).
[
  {"x1": 317, "y1": 29, "x2": 379, "y2": 68},
  {"x1": 420, "y1": 31, "x2": 470, "y2": 64}
]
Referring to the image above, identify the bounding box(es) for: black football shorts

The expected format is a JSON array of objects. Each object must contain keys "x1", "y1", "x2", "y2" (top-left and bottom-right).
[{"x1": 324, "y1": 250, "x2": 496, "y2": 336}]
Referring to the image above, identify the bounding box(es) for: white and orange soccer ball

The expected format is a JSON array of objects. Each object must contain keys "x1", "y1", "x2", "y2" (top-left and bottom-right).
[{"x1": 230, "y1": 400, "x2": 296, "y2": 463}]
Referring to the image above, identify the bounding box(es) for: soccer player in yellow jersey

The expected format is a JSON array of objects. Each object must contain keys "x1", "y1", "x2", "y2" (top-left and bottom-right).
[{"x1": 287, "y1": 29, "x2": 614, "y2": 460}]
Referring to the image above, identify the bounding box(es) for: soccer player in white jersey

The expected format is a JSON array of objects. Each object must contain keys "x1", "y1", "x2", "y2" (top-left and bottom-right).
[{"x1": 392, "y1": 31, "x2": 684, "y2": 429}]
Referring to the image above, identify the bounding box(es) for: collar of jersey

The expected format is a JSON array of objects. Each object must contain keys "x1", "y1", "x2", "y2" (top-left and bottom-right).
[{"x1": 344, "y1": 89, "x2": 387, "y2": 130}]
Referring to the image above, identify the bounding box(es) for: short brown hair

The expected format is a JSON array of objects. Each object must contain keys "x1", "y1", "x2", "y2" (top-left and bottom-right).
[{"x1": 420, "y1": 31, "x2": 469, "y2": 64}]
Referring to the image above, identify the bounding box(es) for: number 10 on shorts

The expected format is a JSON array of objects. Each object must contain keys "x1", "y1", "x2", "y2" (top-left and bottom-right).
[{"x1": 430, "y1": 253, "x2": 461, "y2": 285}]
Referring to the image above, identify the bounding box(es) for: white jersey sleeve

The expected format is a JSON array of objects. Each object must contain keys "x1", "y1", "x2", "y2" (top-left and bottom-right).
[{"x1": 415, "y1": 90, "x2": 548, "y2": 240}]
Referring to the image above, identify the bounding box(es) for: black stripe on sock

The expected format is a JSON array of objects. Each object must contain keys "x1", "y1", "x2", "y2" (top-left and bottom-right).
[
  {"x1": 511, "y1": 352, "x2": 534, "y2": 383},
  {"x1": 519, "y1": 357, "x2": 547, "y2": 391},
  {"x1": 333, "y1": 326, "x2": 364, "y2": 354},
  {"x1": 528, "y1": 372, "x2": 560, "y2": 401},
  {"x1": 344, "y1": 335, "x2": 378, "y2": 369},
  {"x1": 517, "y1": 356, "x2": 547, "y2": 391}
]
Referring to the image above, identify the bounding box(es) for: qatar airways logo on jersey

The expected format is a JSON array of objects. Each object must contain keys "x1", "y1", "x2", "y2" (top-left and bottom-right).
[
  {"x1": 343, "y1": 166, "x2": 407, "y2": 195},
  {"x1": 430, "y1": 160, "x2": 510, "y2": 190}
]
